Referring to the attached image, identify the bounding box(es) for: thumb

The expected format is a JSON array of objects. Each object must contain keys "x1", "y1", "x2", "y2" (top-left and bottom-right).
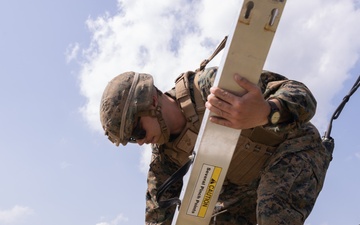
[{"x1": 234, "y1": 74, "x2": 257, "y2": 93}]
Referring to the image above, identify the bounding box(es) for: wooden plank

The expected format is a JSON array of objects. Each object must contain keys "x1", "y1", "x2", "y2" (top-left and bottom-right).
[{"x1": 172, "y1": 0, "x2": 287, "y2": 224}]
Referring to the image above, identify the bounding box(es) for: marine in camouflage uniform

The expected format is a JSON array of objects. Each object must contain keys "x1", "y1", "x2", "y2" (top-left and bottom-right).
[
  {"x1": 144, "y1": 67, "x2": 332, "y2": 225},
  {"x1": 99, "y1": 67, "x2": 332, "y2": 225}
]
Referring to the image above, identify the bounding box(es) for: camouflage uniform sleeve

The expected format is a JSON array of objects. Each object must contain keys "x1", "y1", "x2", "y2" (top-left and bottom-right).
[
  {"x1": 145, "y1": 144, "x2": 182, "y2": 225},
  {"x1": 197, "y1": 67, "x2": 218, "y2": 101},
  {"x1": 260, "y1": 71, "x2": 317, "y2": 123},
  {"x1": 198, "y1": 68, "x2": 316, "y2": 123}
]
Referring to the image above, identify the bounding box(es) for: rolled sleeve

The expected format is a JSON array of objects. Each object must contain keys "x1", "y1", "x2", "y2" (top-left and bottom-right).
[{"x1": 269, "y1": 80, "x2": 317, "y2": 123}]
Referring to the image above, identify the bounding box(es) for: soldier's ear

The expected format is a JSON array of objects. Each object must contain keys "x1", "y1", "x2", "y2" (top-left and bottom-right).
[{"x1": 151, "y1": 86, "x2": 162, "y2": 107}]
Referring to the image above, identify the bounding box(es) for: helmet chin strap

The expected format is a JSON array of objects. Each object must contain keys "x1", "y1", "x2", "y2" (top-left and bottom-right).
[
  {"x1": 153, "y1": 94, "x2": 170, "y2": 145},
  {"x1": 139, "y1": 92, "x2": 170, "y2": 145}
]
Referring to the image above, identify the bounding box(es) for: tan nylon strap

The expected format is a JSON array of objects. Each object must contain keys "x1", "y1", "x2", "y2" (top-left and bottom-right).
[
  {"x1": 174, "y1": 36, "x2": 228, "y2": 122},
  {"x1": 175, "y1": 74, "x2": 198, "y2": 123},
  {"x1": 199, "y1": 36, "x2": 228, "y2": 71}
]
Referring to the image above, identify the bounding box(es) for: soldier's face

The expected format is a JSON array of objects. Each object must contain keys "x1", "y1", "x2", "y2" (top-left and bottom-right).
[{"x1": 134, "y1": 115, "x2": 162, "y2": 145}]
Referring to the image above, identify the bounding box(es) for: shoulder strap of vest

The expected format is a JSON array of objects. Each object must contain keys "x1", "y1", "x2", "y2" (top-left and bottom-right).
[
  {"x1": 175, "y1": 71, "x2": 204, "y2": 130},
  {"x1": 174, "y1": 35, "x2": 227, "y2": 120},
  {"x1": 174, "y1": 37, "x2": 228, "y2": 130}
]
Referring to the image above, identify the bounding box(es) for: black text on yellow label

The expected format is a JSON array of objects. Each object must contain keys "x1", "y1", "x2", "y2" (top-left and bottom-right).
[{"x1": 187, "y1": 164, "x2": 222, "y2": 218}]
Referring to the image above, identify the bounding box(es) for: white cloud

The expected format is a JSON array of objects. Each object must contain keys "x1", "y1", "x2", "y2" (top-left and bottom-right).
[
  {"x1": 139, "y1": 145, "x2": 152, "y2": 174},
  {"x1": 96, "y1": 213, "x2": 129, "y2": 225},
  {"x1": 76, "y1": 0, "x2": 242, "y2": 131},
  {"x1": 75, "y1": 0, "x2": 360, "y2": 170},
  {"x1": 0, "y1": 205, "x2": 34, "y2": 224},
  {"x1": 65, "y1": 42, "x2": 80, "y2": 63},
  {"x1": 265, "y1": 0, "x2": 360, "y2": 130}
]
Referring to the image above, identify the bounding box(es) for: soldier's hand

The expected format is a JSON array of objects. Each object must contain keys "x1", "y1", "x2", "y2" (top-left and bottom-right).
[{"x1": 205, "y1": 74, "x2": 270, "y2": 129}]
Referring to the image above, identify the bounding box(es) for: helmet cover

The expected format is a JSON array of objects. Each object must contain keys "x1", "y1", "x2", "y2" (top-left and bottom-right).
[{"x1": 100, "y1": 71, "x2": 154, "y2": 146}]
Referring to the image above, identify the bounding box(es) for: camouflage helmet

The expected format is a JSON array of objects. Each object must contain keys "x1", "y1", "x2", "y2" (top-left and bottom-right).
[{"x1": 100, "y1": 71, "x2": 154, "y2": 146}]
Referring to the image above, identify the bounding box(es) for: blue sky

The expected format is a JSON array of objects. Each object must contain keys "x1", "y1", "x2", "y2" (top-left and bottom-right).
[{"x1": 0, "y1": 0, "x2": 359, "y2": 225}]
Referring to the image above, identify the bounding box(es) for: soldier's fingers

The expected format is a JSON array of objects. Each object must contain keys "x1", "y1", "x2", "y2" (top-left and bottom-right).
[
  {"x1": 209, "y1": 86, "x2": 237, "y2": 104},
  {"x1": 208, "y1": 116, "x2": 233, "y2": 128},
  {"x1": 206, "y1": 93, "x2": 233, "y2": 114},
  {"x1": 205, "y1": 101, "x2": 231, "y2": 118}
]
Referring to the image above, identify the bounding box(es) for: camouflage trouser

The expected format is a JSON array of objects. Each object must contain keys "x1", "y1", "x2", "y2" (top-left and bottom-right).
[{"x1": 210, "y1": 150, "x2": 330, "y2": 225}]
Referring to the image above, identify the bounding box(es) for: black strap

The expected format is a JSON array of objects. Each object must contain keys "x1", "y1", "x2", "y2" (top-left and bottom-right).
[
  {"x1": 156, "y1": 152, "x2": 195, "y2": 209},
  {"x1": 322, "y1": 74, "x2": 360, "y2": 154}
]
